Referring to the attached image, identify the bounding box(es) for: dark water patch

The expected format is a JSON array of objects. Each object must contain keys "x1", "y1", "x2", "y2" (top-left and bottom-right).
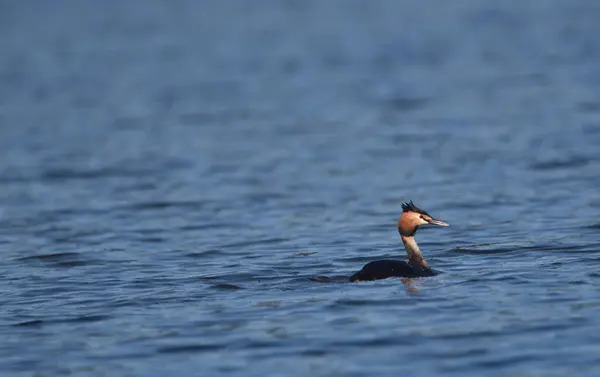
[
  {"x1": 198, "y1": 275, "x2": 218, "y2": 280},
  {"x1": 16, "y1": 252, "x2": 89, "y2": 268},
  {"x1": 179, "y1": 223, "x2": 238, "y2": 231},
  {"x1": 0, "y1": 214, "x2": 67, "y2": 231},
  {"x1": 88, "y1": 351, "x2": 154, "y2": 362},
  {"x1": 486, "y1": 275, "x2": 529, "y2": 284},
  {"x1": 159, "y1": 157, "x2": 194, "y2": 170},
  {"x1": 571, "y1": 300, "x2": 600, "y2": 310},
  {"x1": 251, "y1": 273, "x2": 321, "y2": 285},
  {"x1": 37, "y1": 207, "x2": 112, "y2": 218},
  {"x1": 385, "y1": 96, "x2": 429, "y2": 112},
  {"x1": 244, "y1": 191, "x2": 287, "y2": 203},
  {"x1": 430, "y1": 329, "x2": 505, "y2": 341},
  {"x1": 327, "y1": 317, "x2": 362, "y2": 326},
  {"x1": 296, "y1": 251, "x2": 318, "y2": 256},
  {"x1": 119, "y1": 200, "x2": 206, "y2": 212},
  {"x1": 39, "y1": 166, "x2": 157, "y2": 182},
  {"x1": 238, "y1": 253, "x2": 265, "y2": 261},
  {"x1": 577, "y1": 101, "x2": 600, "y2": 114},
  {"x1": 389, "y1": 131, "x2": 451, "y2": 145},
  {"x1": 410, "y1": 347, "x2": 490, "y2": 362},
  {"x1": 157, "y1": 343, "x2": 227, "y2": 354},
  {"x1": 300, "y1": 348, "x2": 327, "y2": 357},
  {"x1": 12, "y1": 315, "x2": 110, "y2": 327},
  {"x1": 241, "y1": 340, "x2": 285, "y2": 350},
  {"x1": 565, "y1": 253, "x2": 600, "y2": 266},
  {"x1": 582, "y1": 123, "x2": 600, "y2": 135},
  {"x1": 34, "y1": 224, "x2": 72, "y2": 236},
  {"x1": 530, "y1": 157, "x2": 590, "y2": 171},
  {"x1": 137, "y1": 236, "x2": 166, "y2": 243},
  {"x1": 185, "y1": 249, "x2": 223, "y2": 259},
  {"x1": 545, "y1": 260, "x2": 567, "y2": 269},
  {"x1": 329, "y1": 335, "x2": 417, "y2": 348},
  {"x1": 308, "y1": 275, "x2": 349, "y2": 283},
  {"x1": 292, "y1": 201, "x2": 328, "y2": 210},
  {"x1": 61, "y1": 314, "x2": 111, "y2": 324},
  {"x1": 256, "y1": 301, "x2": 281, "y2": 308},
  {"x1": 211, "y1": 283, "x2": 243, "y2": 291},
  {"x1": 471, "y1": 354, "x2": 541, "y2": 369},
  {"x1": 12, "y1": 319, "x2": 44, "y2": 327},
  {"x1": 43, "y1": 230, "x2": 110, "y2": 245}
]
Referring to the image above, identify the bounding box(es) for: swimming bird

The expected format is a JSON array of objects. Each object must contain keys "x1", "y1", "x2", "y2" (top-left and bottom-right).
[{"x1": 350, "y1": 201, "x2": 449, "y2": 282}]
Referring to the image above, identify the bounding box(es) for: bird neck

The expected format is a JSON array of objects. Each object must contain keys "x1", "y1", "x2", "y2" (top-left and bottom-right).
[{"x1": 401, "y1": 235, "x2": 429, "y2": 269}]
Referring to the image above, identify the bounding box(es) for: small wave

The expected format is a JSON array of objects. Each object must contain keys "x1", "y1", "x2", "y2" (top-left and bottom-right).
[
  {"x1": 453, "y1": 245, "x2": 519, "y2": 255},
  {"x1": 40, "y1": 167, "x2": 155, "y2": 182},
  {"x1": 12, "y1": 315, "x2": 109, "y2": 327},
  {"x1": 328, "y1": 335, "x2": 416, "y2": 348},
  {"x1": 211, "y1": 283, "x2": 243, "y2": 290},
  {"x1": 530, "y1": 157, "x2": 590, "y2": 171},
  {"x1": 16, "y1": 252, "x2": 89, "y2": 268},
  {"x1": 12, "y1": 319, "x2": 44, "y2": 327},
  {"x1": 308, "y1": 275, "x2": 348, "y2": 283},
  {"x1": 120, "y1": 200, "x2": 206, "y2": 211},
  {"x1": 157, "y1": 343, "x2": 226, "y2": 354},
  {"x1": 185, "y1": 249, "x2": 223, "y2": 259},
  {"x1": 295, "y1": 251, "x2": 318, "y2": 257}
]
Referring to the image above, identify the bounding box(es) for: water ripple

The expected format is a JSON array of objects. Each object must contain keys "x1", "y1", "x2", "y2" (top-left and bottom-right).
[{"x1": 2, "y1": 1, "x2": 600, "y2": 376}]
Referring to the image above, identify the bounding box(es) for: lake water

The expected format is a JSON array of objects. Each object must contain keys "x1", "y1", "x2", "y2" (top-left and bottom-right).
[{"x1": 1, "y1": 1, "x2": 600, "y2": 376}]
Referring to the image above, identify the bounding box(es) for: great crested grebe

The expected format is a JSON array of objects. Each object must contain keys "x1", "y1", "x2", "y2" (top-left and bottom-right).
[{"x1": 350, "y1": 201, "x2": 449, "y2": 282}]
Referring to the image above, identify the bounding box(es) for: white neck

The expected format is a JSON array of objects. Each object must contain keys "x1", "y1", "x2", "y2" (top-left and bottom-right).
[{"x1": 401, "y1": 235, "x2": 429, "y2": 269}]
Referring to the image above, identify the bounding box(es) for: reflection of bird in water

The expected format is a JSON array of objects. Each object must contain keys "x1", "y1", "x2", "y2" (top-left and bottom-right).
[
  {"x1": 350, "y1": 201, "x2": 449, "y2": 282},
  {"x1": 400, "y1": 278, "x2": 419, "y2": 292}
]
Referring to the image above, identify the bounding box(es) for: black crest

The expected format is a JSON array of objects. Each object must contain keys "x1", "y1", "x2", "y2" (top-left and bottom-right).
[{"x1": 401, "y1": 200, "x2": 430, "y2": 216}]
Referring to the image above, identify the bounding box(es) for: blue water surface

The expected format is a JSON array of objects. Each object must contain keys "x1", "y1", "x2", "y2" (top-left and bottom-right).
[{"x1": 1, "y1": 1, "x2": 600, "y2": 376}]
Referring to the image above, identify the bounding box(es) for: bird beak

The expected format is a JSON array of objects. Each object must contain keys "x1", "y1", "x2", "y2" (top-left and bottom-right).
[{"x1": 427, "y1": 218, "x2": 449, "y2": 227}]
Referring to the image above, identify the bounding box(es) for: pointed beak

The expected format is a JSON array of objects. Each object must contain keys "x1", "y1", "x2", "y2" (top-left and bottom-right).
[{"x1": 427, "y1": 219, "x2": 449, "y2": 227}]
